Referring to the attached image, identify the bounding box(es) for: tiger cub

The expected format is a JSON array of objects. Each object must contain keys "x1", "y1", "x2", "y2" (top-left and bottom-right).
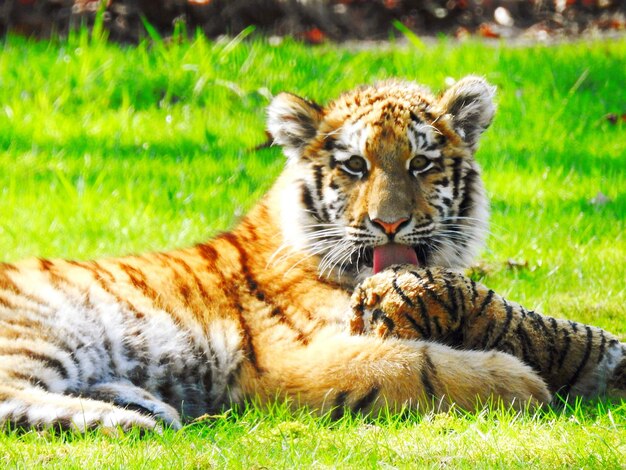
[{"x1": 0, "y1": 77, "x2": 623, "y2": 431}]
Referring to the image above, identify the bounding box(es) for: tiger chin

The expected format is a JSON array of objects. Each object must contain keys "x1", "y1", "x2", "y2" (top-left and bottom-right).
[{"x1": 0, "y1": 77, "x2": 624, "y2": 432}]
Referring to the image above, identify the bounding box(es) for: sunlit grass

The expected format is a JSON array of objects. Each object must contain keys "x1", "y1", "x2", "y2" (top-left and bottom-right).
[
  {"x1": 1, "y1": 400, "x2": 625, "y2": 468},
  {"x1": 0, "y1": 33, "x2": 624, "y2": 467}
]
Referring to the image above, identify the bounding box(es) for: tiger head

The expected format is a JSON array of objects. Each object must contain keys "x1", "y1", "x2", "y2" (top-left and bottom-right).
[{"x1": 267, "y1": 77, "x2": 495, "y2": 285}]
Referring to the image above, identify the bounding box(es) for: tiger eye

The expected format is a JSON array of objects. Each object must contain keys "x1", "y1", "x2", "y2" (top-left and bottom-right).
[
  {"x1": 343, "y1": 155, "x2": 367, "y2": 174},
  {"x1": 409, "y1": 155, "x2": 432, "y2": 173}
]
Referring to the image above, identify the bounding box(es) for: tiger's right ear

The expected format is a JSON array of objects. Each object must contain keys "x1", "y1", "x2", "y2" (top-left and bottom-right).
[{"x1": 267, "y1": 93, "x2": 323, "y2": 158}]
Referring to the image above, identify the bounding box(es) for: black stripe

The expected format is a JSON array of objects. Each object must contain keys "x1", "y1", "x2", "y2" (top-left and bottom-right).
[
  {"x1": 324, "y1": 137, "x2": 336, "y2": 152},
  {"x1": 414, "y1": 295, "x2": 432, "y2": 338},
  {"x1": 528, "y1": 311, "x2": 558, "y2": 372},
  {"x1": 442, "y1": 277, "x2": 459, "y2": 323},
  {"x1": 9, "y1": 371, "x2": 45, "y2": 388},
  {"x1": 300, "y1": 184, "x2": 317, "y2": 217},
  {"x1": 381, "y1": 315, "x2": 395, "y2": 333},
  {"x1": 100, "y1": 334, "x2": 117, "y2": 379},
  {"x1": 224, "y1": 232, "x2": 311, "y2": 350},
  {"x1": 235, "y1": 304, "x2": 262, "y2": 373},
  {"x1": 409, "y1": 270, "x2": 454, "y2": 319},
  {"x1": 479, "y1": 321, "x2": 495, "y2": 351},
  {"x1": 432, "y1": 176, "x2": 450, "y2": 187},
  {"x1": 409, "y1": 269, "x2": 450, "y2": 315},
  {"x1": 352, "y1": 386, "x2": 380, "y2": 414},
  {"x1": 414, "y1": 218, "x2": 434, "y2": 230},
  {"x1": 489, "y1": 300, "x2": 513, "y2": 348},
  {"x1": 556, "y1": 329, "x2": 571, "y2": 370},
  {"x1": 331, "y1": 390, "x2": 349, "y2": 420},
  {"x1": 432, "y1": 315, "x2": 443, "y2": 336},
  {"x1": 372, "y1": 308, "x2": 384, "y2": 322},
  {"x1": 470, "y1": 279, "x2": 479, "y2": 305},
  {"x1": 546, "y1": 317, "x2": 559, "y2": 366},
  {"x1": 227, "y1": 361, "x2": 243, "y2": 388},
  {"x1": 458, "y1": 169, "x2": 478, "y2": 218},
  {"x1": 392, "y1": 276, "x2": 414, "y2": 307},
  {"x1": 498, "y1": 340, "x2": 516, "y2": 357},
  {"x1": 527, "y1": 310, "x2": 549, "y2": 335},
  {"x1": 313, "y1": 164, "x2": 323, "y2": 196},
  {"x1": 597, "y1": 330, "x2": 607, "y2": 364},
  {"x1": 312, "y1": 164, "x2": 330, "y2": 221},
  {"x1": 421, "y1": 349, "x2": 437, "y2": 399},
  {"x1": 451, "y1": 157, "x2": 463, "y2": 201},
  {"x1": 474, "y1": 289, "x2": 495, "y2": 318},
  {"x1": 329, "y1": 155, "x2": 338, "y2": 169},
  {"x1": 0, "y1": 347, "x2": 70, "y2": 381},
  {"x1": 202, "y1": 354, "x2": 214, "y2": 398},
  {"x1": 425, "y1": 141, "x2": 439, "y2": 151},
  {"x1": 432, "y1": 203, "x2": 446, "y2": 218},
  {"x1": 403, "y1": 313, "x2": 427, "y2": 337},
  {"x1": 157, "y1": 381, "x2": 176, "y2": 406},
  {"x1": 549, "y1": 316, "x2": 558, "y2": 335},
  {"x1": 456, "y1": 279, "x2": 467, "y2": 318},
  {"x1": 560, "y1": 326, "x2": 594, "y2": 396},
  {"x1": 354, "y1": 290, "x2": 365, "y2": 316},
  {"x1": 216, "y1": 237, "x2": 264, "y2": 373},
  {"x1": 515, "y1": 323, "x2": 540, "y2": 371}
]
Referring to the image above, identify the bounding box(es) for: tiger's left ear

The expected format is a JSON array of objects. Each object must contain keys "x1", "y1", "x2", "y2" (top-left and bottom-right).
[
  {"x1": 439, "y1": 76, "x2": 496, "y2": 150},
  {"x1": 267, "y1": 92, "x2": 323, "y2": 159}
]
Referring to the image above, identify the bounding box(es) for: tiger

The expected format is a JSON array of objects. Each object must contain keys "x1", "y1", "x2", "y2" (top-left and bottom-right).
[{"x1": 0, "y1": 76, "x2": 624, "y2": 432}]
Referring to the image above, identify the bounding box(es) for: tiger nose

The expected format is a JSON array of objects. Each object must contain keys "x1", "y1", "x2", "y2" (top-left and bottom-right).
[{"x1": 371, "y1": 217, "x2": 410, "y2": 235}]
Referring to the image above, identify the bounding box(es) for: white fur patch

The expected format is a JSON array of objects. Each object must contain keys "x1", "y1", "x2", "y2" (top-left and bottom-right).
[
  {"x1": 572, "y1": 341, "x2": 624, "y2": 397},
  {"x1": 207, "y1": 318, "x2": 245, "y2": 403}
]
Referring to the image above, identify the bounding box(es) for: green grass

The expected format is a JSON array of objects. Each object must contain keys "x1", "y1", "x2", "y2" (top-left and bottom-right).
[
  {"x1": 2, "y1": 402, "x2": 626, "y2": 469},
  {"x1": 1, "y1": 32, "x2": 625, "y2": 467}
]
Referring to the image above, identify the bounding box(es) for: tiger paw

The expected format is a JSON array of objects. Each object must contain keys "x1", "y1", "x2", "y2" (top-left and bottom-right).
[{"x1": 350, "y1": 266, "x2": 470, "y2": 341}]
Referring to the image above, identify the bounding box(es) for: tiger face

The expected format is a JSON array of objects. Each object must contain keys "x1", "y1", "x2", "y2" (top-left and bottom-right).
[{"x1": 268, "y1": 77, "x2": 495, "y2": 285}]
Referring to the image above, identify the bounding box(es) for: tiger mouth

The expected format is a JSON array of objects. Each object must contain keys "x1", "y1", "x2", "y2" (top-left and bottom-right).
[{"x1": 353, "y1": 245, "x2": 429, "y2": 270}]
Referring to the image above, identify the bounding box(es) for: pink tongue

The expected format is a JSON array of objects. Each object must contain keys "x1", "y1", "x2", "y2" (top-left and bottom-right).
[{"x1": 373, "y1": 244, "x2": 419, "y2": 274}]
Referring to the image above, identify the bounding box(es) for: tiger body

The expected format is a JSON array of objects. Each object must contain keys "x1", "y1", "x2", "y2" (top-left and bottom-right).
[{"x1": 1, "y1": 77, "x2": 624, "y2": 430}]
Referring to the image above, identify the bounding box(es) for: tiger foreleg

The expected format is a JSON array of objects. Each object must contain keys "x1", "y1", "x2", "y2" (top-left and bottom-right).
[
  {"x1": 83, "y1": 381, "x2": 182, "y2": 430},
  {"x1": 350, "y1": 266, "x2": 626, "y2": 399},
  {"x1": 0, "y1": 384, "x2": 162, "y2": 432}
]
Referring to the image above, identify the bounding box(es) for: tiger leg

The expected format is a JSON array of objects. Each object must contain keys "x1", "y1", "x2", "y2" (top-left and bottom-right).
[
  {"x1": 241, "y1": 329, "x2": 551, "y2": 415},
  {"x1": 83, "y1": 382, "x2": 182, "y2": 429},
  {"x1": 351, "y1": 266, "x2": 626, "y2": 398},
  {"x1": 0, "y1": 346, "x2": 167, "y2": 431},
  {"x1": 0, "y1": 383, "x2": 160, "y2": 431}
]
